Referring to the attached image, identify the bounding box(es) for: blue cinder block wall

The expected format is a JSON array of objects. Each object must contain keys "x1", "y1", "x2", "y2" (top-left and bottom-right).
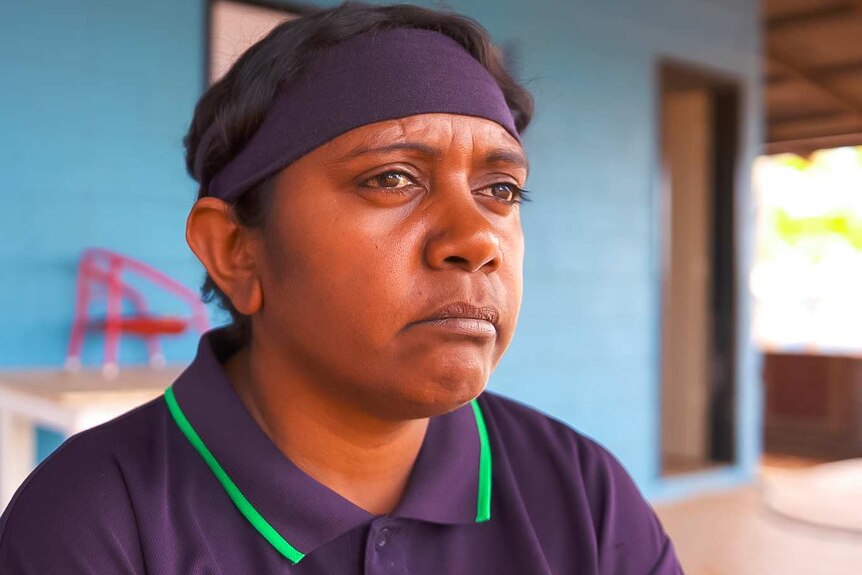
[
  {"x1": 0, "y1": 1, "x2": 205, "y2": 367},
  {"x1": 0, "y1": 0, "x2": 762, "y2": 499}
]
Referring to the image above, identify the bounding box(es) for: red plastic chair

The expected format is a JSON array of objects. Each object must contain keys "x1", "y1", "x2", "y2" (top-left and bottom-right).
[{"x1": 65, "y1": 248, "x2": 209, "y2": 377}]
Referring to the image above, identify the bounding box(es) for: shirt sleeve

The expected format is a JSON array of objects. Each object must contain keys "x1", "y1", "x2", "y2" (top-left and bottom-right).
[
  {"x1": 575, "y1": 437, "x2": 685, "y2": 575},
  {"x1": 0, "y1": 434, "x2": 144, "y2": 574}
]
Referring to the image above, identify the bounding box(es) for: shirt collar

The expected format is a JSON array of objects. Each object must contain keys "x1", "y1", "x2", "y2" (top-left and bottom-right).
[{"x1": 167, "y1": 327, "x2": 490, "y2": 563}]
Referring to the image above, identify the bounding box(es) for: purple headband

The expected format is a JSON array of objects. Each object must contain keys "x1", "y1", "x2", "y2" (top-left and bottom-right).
[{"x1": 201, "y1": 27, "x2": 520, "y2": 203}]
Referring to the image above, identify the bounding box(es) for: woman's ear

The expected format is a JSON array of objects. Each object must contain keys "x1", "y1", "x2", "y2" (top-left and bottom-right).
[{"x1": 186, "y1": 198, "x2": 263, "y2": 316}]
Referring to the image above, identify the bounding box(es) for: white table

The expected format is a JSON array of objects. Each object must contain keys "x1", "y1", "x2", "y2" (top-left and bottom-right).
[{"x1": 0, "y1": 366, "x2": 183, "y2": 509}]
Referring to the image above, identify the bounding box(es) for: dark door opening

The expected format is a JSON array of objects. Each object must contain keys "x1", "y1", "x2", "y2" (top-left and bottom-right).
[{"x1": 659, "y1": 61, "x2": 739, "y2": 476}]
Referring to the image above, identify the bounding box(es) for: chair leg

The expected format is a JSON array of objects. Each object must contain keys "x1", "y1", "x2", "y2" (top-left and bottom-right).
[
  {"x1": 146, "y1": 336, "x2": 165, "y2": 368},
  {"x1": 66, "y1": 258, "x2": 92, "y2": 370},
  {"x1": 103, "y1": 257, "x2": 123, "y2": 378}
]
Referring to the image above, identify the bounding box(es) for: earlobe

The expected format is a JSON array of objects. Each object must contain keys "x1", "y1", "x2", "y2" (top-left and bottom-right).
[
  {"x1": 186, "y1": 198, "x2": 264, "y2": 316},
  {"x1": 235, "y1": 274, "x2": 264, "y2": 316}
]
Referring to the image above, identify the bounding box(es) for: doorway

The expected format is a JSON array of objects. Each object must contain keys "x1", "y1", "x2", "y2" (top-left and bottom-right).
[{"x1": 659, "y1": 61, "x2": 739, "y2": 476}]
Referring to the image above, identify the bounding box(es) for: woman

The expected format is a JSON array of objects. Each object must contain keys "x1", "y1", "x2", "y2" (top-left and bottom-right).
[{"x1": 0, "y1": 2, "x2": 683, "y2": 573}]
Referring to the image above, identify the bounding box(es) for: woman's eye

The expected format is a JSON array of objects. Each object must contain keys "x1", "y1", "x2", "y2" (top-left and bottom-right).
[
  {"x1": 482, "y1": 182, "x2": 526, "y2": 204},
  {"x1": 362, "y1": 171, "x2": 416, "y2": 189}
]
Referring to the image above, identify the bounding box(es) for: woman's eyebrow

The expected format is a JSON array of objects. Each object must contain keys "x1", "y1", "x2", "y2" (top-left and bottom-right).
[
  {"x1": 482, "y1": 149, "x2": 529, "y2": 172},
  {"x1": 336, "y1": 141, "x2": 528, "y2": 171},
  {"x1": 337, "y1": 141, "x2": 439, "y2": 162}
]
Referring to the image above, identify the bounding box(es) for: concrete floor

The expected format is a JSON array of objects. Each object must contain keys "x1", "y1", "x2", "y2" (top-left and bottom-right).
[{"x1": 655, "y1": 461, "x2": 862, "y2": 575}]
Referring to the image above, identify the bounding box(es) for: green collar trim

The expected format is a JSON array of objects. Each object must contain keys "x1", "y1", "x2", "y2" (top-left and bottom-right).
[
  {"x1": 470, "y1": 399, "x2": 493, "y2": 522},
  {"x1": 164, "y1": 386, "x2": 306, "y2": 564},
  {"x1": 164, "y1": 385, "x2": 492, "y2": 563}
]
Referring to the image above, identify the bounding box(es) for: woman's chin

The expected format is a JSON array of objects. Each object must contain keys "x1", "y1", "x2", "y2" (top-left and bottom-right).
[{"x1": 371, "y1": 371, "x2": 489, "y2": 421}]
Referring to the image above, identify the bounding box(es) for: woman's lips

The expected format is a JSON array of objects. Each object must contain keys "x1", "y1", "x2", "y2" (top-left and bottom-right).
[
  {"x1": 405, "y1": 301, "x2": 500, "y2": 339},
  {"x1": 409, "y1": 317, "x2": 497, "y2": 338}
]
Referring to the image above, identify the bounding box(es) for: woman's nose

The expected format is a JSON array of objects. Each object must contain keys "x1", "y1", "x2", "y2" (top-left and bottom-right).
[{"x1": 423, "y1": 190, "x2": 503, "y2": 274}]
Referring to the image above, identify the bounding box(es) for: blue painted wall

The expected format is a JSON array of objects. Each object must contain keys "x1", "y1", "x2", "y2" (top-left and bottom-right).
[
  {"x1": 0, "y1": 1, "x2": 205, "y2": 368},
  {"x1": 0, "y1": 0, "x2": 762, "y2": 499}
]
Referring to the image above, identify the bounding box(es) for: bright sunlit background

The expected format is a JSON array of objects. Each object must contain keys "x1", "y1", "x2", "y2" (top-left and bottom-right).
[{"x1": 752, "y1": 146, "x2": 862, "y2": 354}]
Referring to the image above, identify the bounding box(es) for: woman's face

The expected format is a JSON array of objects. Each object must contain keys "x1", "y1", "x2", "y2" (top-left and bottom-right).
[{"x1": 254, "y1": 113, "x2": 527, "y2": 420}]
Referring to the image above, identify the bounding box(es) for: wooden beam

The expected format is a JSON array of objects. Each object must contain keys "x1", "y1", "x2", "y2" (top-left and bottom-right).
[
  {"x1": 765, "y1": 131, "x2": 862, "y2": 155},
  {"x1": 766, "y1": 75, "x2": 787, "y2": 86},
  {"x1": 767, "y1": 60, "x2": 862, "y2": 86},
  {"x1": 767, "y1": 48, "x2": 862, "y2": 117},
  {"x1": 769, "y1": 115, "x2": 862, "y2": 143},
  {"x1": 768, "y1": 110, "x2": 851, "y2": 126},
  {"x1": 768, "y1": 125, "x2": 862, "y2": 143},
  {"x1": 765, "y1": 2, "x2": 857, "y2": 31},
  {"x1": 814, "y1": 60, "x2": 862, "y2": 77}
]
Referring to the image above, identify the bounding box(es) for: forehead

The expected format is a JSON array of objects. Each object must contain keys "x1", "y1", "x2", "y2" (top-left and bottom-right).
[{"x1": 320, "y1": 113, "x2": 524, "y2": 158}]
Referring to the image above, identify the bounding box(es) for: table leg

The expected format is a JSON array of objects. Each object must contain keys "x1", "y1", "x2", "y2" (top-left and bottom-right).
[{"x1": 0, "y1": 407, "x2": 36, "y2": 511}]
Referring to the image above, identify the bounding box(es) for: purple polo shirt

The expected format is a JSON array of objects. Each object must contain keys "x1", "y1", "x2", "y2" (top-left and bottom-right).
[{"x1": 0, "y1": 328, "x2": 683, "y2": 574}]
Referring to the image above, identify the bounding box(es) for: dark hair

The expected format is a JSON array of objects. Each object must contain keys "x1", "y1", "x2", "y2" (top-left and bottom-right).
[{"x1": 184, "y1": 1, "x2": 535, "y2": 348}]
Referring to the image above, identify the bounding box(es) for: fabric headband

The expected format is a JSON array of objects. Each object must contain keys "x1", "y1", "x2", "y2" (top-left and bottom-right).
[{"x1": 200, "y1": 27, "x2": 520, "y2": 203}]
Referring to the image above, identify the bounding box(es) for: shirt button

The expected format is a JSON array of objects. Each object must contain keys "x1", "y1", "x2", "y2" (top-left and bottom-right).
[{"x1": 376, "y1": 527, "x2": 390, "y2": 548}]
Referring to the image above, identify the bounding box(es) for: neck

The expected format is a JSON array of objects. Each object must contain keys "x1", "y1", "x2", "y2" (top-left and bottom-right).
[{"x1": 223, "y1": 338, "x2": 429, "y2": 516}]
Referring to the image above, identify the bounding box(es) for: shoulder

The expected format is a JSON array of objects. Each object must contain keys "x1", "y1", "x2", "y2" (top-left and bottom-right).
[
  {"x1": 0, "y1": 397, "x2": 166, "y2": 574},
  {"x1": 477, "y1": 390, "x2": 626, "y2": 482},
  {"x1": 477, "y1": 391, "x2": 683, "y2": 574}
]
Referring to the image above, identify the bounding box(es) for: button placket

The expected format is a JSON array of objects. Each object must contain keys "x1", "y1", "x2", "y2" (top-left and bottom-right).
[
  {"x1": 376, "y1": 527, "x2": 391, "y2": 548},
  {"x1": 365, "y1": 520, "x2": 406, "y2": 574}
]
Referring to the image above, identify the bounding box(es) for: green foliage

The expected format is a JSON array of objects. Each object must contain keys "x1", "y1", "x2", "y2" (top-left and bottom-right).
[
  {"x1": 776, "y1": 155, "x2": 811, "y2": 172},
  {"x1": 775, "y1": 209, "x2": 862, "y2": 252}
]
